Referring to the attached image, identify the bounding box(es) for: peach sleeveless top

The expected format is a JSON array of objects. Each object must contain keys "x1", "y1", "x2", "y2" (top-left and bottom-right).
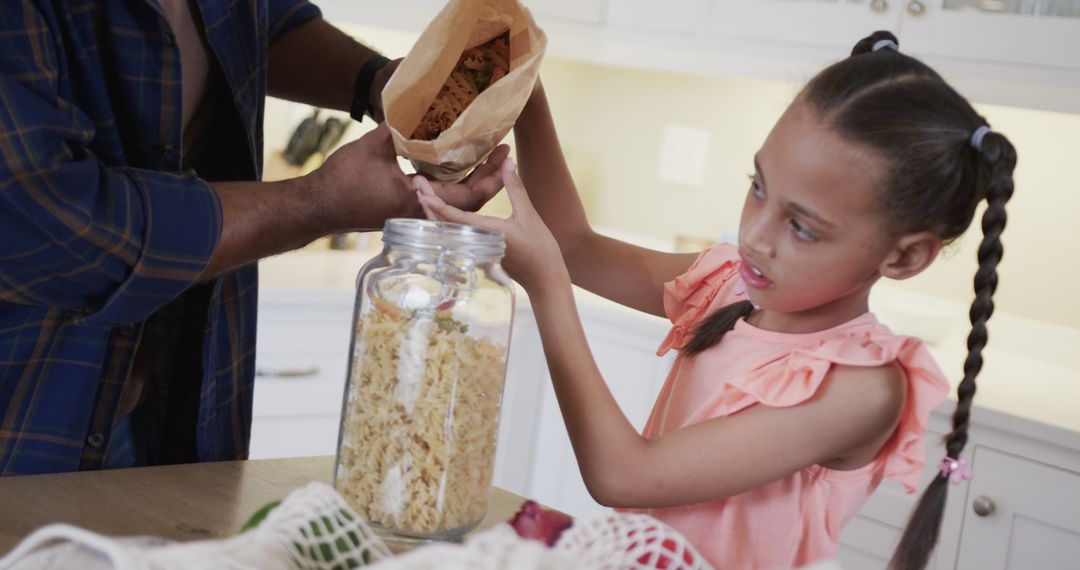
[{"x1": 640, "y1": 244, "x2": 949, "y2": 569}]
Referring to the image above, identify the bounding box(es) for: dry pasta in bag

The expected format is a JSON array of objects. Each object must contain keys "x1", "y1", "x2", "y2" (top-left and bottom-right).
[
  {"x1": 410, "y1": 31, "x2": 510, "y2": 141},
  {"x1": 383, "y1": 0, "x2": 546, "y2": 182}
]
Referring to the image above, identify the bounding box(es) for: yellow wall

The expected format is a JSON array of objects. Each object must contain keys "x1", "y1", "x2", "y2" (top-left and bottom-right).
[{"x1": 535, "y1": 57, "x2": 1080, "y2": 330}]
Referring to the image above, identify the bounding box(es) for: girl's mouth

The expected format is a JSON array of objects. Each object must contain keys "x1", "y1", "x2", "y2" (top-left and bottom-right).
[{"x1": 739, "y1": 257, "x2": 774, "y2": 289}]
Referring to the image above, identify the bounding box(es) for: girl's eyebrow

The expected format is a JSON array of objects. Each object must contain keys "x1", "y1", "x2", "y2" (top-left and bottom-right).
[
  {"x1": 789, "y1": 202, "x2": 837, "y2": 229},
  {"x1": 754, "y1": 154, "x2": 837, "y2": 229}
]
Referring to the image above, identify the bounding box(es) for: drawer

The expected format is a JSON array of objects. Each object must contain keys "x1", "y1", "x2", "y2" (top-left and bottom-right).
[
  {"x1": 253, "y1": 353, "x2": 349, "y2": 418},
  {"x1": 256, "y1": 314, "x2": 353, "y2": 355}
]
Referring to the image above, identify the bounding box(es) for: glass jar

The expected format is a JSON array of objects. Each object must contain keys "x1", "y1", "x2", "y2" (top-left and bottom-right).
[{"x1": 334, "y1": 218, "x2": 515, "y2": 543}]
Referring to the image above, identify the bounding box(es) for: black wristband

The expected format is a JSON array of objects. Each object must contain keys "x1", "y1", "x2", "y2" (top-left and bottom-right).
[{"x1": 350, "y1": 54, "x2": 391, "y2": 123}]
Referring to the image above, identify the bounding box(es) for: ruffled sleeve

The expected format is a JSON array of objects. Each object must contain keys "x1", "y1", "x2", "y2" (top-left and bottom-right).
[
  {"x1": 657, "y1": 244, "x2": 743, "y2": 356},
  {"x1": 687, "y1": 328, "x2": 950, "y2": 493}
]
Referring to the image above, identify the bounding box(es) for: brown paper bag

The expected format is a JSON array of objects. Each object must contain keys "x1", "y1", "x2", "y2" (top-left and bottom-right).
[{"x1": 383, "y1": 0, "x2": 547, "y2": 182}]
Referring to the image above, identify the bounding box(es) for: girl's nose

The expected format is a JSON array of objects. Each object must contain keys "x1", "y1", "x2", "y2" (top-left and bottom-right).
[{"x1": 742, "y1": 218, "x2": 777, "y2": 258}]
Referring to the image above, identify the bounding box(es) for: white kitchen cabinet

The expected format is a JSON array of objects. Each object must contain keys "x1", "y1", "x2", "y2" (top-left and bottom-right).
[
  {"x1": 320, "y1": 0, "x2": 1080, "y2": 113},
  {"x1": 249, "y1": 290, "x2": 355, "y2": 460},
  {"x1": 532, "y1": 0, "x2": 610, "y2": 25},
  {"x1": 702, "y1": 0, "x2": 1080, "y2": 112},
  {"x1": 901, "y1": 0, "x2": 1080, "y2": 70},
  {"x1": 606, "y1": 0, "x2": 709, "y2": 36},
  {"x1": 835, "y1": 403, "x2": 1080, "y2": 570},
  {"x1": 705, "y1": 0, "x2": 902, "y2": 52},
  {"x1": 954, "y1": 445, "x2": 1080, "y2": 569},
  {"x1": 490, "y1": 307, "x2": 548, "y2": 496}
]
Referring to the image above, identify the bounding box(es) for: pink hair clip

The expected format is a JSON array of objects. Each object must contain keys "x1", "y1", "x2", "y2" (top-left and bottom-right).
[{"x1": 939, "y1": 457, "x2": 972, "y2": 485}]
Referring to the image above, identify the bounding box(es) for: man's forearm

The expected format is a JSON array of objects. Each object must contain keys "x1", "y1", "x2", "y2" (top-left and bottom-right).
[
  {"x1": 200, "y1": 175, "x2": 331, "y2": 280},
  {"x1": 268, "y1": 17, "x2": 380, "y2": 111}
]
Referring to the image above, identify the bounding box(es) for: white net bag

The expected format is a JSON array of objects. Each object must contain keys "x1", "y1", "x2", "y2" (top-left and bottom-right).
[
  {"x1": 357, "y1": 511, "x2": 712, "y2": 570},
  {"x1": 553, "y1": 512, "x2": 712, "y2": 570},
  {"x1": 0, "y1": 482, "x2": 391, "y2": 570},
  {"x1": 365, "y1": 525, "x2": 578, "y2": 570},
  {"x1": 0, "y1": 482, "x2": 712, "y2": 570}
]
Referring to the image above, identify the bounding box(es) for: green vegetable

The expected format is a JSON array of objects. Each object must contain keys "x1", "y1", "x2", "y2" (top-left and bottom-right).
[
  {"x1": 240, "y1": 501, "x2": 373, "y2": 568},
  {"x1": 240, "y1": 500, "x2": 282, "y2": 533}
]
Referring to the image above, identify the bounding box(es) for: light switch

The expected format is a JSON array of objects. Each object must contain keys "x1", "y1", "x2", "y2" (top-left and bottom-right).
[{"x1": 656, "y1": 123, "x2": 710, "y2": 188}]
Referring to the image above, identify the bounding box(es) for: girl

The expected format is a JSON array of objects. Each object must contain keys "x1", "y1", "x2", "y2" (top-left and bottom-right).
[{"x1": 417, "y1": 31, "x2": 1015, "y2": 570}]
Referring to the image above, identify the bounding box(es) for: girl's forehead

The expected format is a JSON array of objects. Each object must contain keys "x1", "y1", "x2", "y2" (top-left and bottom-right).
[{"x1": 758, "y1": 104, "x2": 887, "y2": 218}]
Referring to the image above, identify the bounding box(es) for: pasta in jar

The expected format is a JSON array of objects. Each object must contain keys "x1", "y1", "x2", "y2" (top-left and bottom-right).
[{"x1": 334, "y1": 219, "x2": 514, "y2": 542}]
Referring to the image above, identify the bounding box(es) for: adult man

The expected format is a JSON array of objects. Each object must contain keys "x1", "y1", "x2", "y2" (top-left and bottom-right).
[{"x1": 0, "y1": 0, "x2": 506, "y2": 474}]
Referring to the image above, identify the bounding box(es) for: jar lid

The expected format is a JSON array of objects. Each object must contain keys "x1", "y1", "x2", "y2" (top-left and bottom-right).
[{"x1": 382, "y1": 218, "x2": 505, "y2": 258}]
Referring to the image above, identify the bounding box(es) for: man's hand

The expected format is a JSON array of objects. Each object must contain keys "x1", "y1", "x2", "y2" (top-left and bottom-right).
[
  {"x1": 308, "y1": 126, "x2": 510, "y2": 231},
  {"x1": 307, "y1": 123, "x2": 418, "y2": 231},
  {"x1": 368, "y1": 58, "x2": 401, "y2": 123}
]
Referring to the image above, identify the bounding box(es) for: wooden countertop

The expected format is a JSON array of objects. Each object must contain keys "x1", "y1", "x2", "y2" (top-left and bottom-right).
[{"x1": 0, "y1": 456, "x2": 529, "y2": 556}]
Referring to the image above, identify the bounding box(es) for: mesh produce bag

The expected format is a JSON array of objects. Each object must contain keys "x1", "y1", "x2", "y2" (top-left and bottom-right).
[
  {"x1": 0, "y1": 482, "x2": 712, "y2": 570},
  {"x1": 358, "y1": 513, "x2": 713, "y2": 570},
  {"x1": 0, "y1": 482, "x2": 390, "y2": 570},
  {"x1": 554, "y1": 512, "x2": 712, "y2": 570}
]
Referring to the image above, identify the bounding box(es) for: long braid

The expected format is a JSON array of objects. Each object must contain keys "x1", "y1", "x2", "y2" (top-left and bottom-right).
[
  {"x1": 945, "y1": 132, "x2": 1014, "y2": 457},
  {"x1": 888, "y1": 131, "x2": 1016, "y2": 570}
]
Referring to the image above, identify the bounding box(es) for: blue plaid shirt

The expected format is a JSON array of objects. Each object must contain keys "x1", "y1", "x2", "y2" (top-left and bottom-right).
[{"x1": 0, "y1": 0, "x2": 321, "y2": 475}]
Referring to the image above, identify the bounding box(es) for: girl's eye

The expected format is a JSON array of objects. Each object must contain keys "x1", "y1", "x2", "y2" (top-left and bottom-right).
[
  {"x1": 746, "y1": 174, "x2": 765, "y2": 199},
  {"x1": 790, "y1": 219, "x2": 818, "y2": 243}
]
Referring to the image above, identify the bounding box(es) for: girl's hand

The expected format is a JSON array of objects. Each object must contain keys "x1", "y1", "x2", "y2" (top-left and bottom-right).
[
  {"x1": 413, "y1": 158, "x2": 569, "y2": 292},
  {"x1": 411, "y1": 144, "x2": 511, "y2": 214}
]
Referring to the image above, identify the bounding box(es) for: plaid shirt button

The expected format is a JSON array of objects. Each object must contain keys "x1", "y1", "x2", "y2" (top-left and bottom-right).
[{"x1": 86, "y1": 433, "x2": 105, "y2": 449}]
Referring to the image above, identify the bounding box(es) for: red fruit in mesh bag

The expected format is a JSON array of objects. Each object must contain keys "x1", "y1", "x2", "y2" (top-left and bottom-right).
[
  {"x1": 632, "y1": 534, "x2": 700, "y2": 569},
  {"x1": 508, "y1": 500, "x2": 574, "y2": 547}
]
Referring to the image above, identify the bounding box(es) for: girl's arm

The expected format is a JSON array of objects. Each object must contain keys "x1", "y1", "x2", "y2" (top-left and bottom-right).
[
  {"x1": 513, "y1": 83, "x2": 699, "y2": 318},
  {"x1": 525, "y1": 271, "x2": 906, "y2": 507},
  {"x1": 416, "y1": 164, "x2": 907, "y2": 508}
]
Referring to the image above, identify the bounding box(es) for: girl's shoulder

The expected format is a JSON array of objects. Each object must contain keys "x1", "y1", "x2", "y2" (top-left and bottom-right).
[{"x1": 725, "y1": 321, "x2": 950, "y2": 492}]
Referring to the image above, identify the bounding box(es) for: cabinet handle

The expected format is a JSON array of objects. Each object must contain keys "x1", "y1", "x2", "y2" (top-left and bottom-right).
[
  {"x1": 907, "y1": 0, "x2": 926, "y2": 16},
  {"x1": 870, "y1": 0, "x2": 888, "y2": 13},
  {"x1": 972, "y1": 495, "x2": 996, "y2": 517},
  {"x1": 255, "y1": 366, "x2": 320, "y2": 378}
]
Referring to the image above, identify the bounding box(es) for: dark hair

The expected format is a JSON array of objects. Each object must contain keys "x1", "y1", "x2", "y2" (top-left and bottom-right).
[{"x1": 685, "y1": 31, "x2": 1016, "y2": 569}]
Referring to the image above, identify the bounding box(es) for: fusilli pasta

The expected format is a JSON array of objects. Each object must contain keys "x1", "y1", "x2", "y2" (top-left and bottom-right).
[{"x1": 336, "y1": 297, "x2": 508, "y2": 539}]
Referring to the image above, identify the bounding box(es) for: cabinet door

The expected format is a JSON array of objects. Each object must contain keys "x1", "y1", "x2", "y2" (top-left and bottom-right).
[
  {"x1": 899, "y1": 0, "x2": 1080, "y2": 70},
  {"x1": 606, "y1": 0, "x2": 708, "y2": 36},
  {"x1": 492, "y1": 310, "x2": 549, "y2": 496},
  {"x1": 956, "y1": 445, "x2": 1080, "y2": 569},
  {"x1": 250, "y1": 299, "x2": 354, "y2": 459},
  {"x1": 532, "y1": 0, "x2": 610, "y2": 25},
  {"x1": 707, "y1": 0, "x2": 903, "y2": 51},
  {"x1": 528, "y1": 309, "x2": 672, "y2": 517}
]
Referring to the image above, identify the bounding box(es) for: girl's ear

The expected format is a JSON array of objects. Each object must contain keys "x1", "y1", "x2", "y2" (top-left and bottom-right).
[{"x1": 880, "y1": 231, "x2": 942, "y2": 281}]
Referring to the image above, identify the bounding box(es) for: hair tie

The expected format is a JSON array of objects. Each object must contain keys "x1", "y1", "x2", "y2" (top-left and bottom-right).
[
  {"x1": 970, "y1": 125, "x2": 992, "y2": 152},
  {"x1": 939, "y1": 456, "x2": 972, "y2": 485},
  {"x1": 872, "y1": 39, "x2": 899, "y2": 52}
]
